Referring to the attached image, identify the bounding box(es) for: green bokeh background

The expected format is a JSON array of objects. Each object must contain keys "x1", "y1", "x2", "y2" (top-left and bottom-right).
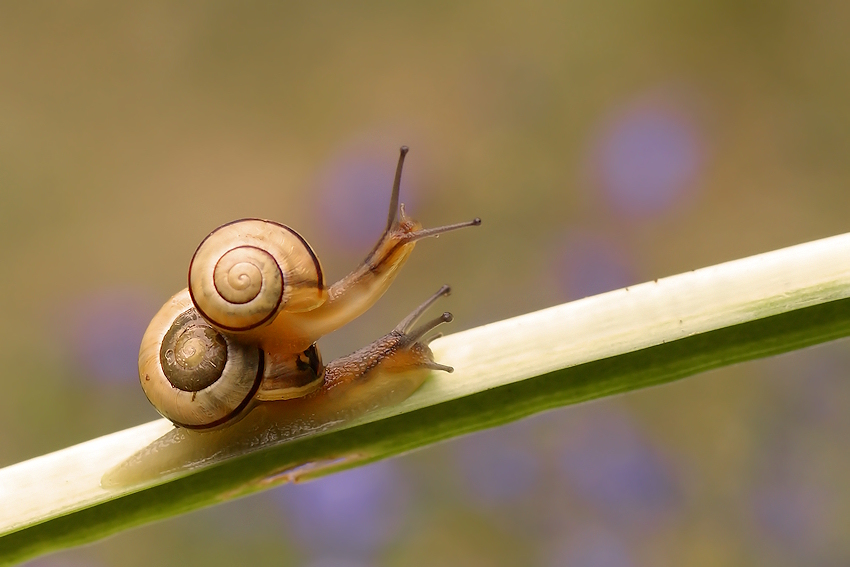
[{"x1": 1, "y1": 2, "x2": 849, "y2": 566}]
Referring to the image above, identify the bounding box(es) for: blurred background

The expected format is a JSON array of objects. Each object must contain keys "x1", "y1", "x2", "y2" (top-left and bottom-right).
[{"x1": 2, "y1": 2, "x2": 849, "y2": 566}]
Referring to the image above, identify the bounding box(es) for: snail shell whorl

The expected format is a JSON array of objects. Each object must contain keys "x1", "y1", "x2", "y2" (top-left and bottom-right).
[
  {"x1": 189, "y1": 219, "x2": 327, "y2": 332},
  {"x1": 139, "y1": 290, "x2": 264, "y2": 429}
]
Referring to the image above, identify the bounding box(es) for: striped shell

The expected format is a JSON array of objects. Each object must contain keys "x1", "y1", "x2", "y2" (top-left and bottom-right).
[{"x1": 188, "y1": 219, "x2": 328, "y2": 332}]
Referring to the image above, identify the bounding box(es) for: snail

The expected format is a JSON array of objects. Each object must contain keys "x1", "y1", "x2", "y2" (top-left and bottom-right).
[{"x1": 139, "y1": 146, "x2": 480, "y2": 431}]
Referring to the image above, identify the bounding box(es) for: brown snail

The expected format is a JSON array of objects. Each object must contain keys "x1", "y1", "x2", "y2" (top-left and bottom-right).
[{"x1": 139, "y1": 146, "x2": 480, "y2": 431}]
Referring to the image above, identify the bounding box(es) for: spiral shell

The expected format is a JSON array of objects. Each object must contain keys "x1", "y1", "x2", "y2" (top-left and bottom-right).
[
  {"x1": 139, "y1": 290, "x2": 264, "y2": 429},
  {"x1": 189, "y1": 219, "x2": 328, "y2": 332}
]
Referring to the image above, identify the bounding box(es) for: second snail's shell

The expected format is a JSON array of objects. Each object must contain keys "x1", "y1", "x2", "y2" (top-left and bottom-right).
[
  {"x1": 189, "y1": 219, "x2": 328, "y2": 332},
  {"x1": 139, "y1": 290, "x2": 265, "y2": 429}
]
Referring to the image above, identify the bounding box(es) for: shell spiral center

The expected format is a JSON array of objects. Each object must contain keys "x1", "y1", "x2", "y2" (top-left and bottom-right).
[
  {"x1": 214, "y1": 247, "x2": 272, "y2": 304},
  {"x1": 160, "y1": 310, "x2": 228, "y2": 392}
]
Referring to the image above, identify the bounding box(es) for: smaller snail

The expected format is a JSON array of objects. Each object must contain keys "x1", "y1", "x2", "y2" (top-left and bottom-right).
[{"x1": 139, "y1": 146, "x2": 480, "y2": 431}]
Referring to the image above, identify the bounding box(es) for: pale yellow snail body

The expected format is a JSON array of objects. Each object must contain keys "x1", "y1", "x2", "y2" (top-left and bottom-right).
[{"x1": 138, "y1": 146, "x2": 480, "y2": 433}]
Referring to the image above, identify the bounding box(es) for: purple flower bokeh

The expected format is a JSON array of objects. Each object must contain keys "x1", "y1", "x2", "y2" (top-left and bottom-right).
[
  {"x1": 276, "y1": 460, "x2": 410, "y2": 559},
  {"x1": 751, "y1": 476, "x2": 827, "y2": 557},
  {"x1": 60, "y1": 289, "x2": 158, "y2": 385},
  {"x1": 544, "y1": 527, "x2": 634, "y2": 567},
  {"x1": 558, "y1": 409, "x2": 680, "y2": 526},
  {"x1": 590, "y1": 97, "x2": 704, "y2": 218},
  {"x1": 300, "y1": 557, "x2": 375, "y2": 567},
  {"x1": 453, "y1": 427, "x2": 542, "y2": 507}
]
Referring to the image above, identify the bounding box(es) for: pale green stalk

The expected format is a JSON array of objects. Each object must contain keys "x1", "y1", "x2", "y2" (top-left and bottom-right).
[{"x1": 2, "y1": 232, "x2": 850, "y2": 565}]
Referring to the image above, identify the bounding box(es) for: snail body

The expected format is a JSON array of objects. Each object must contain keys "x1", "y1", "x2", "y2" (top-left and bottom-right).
[{"x1": 138, "y1": 146, "x2": 480, "y2": 431}]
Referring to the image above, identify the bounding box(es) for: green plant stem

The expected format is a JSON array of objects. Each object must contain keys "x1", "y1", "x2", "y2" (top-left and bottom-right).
[{"x1": 1, "y1": 232, "x2": 850, "y2": 565}]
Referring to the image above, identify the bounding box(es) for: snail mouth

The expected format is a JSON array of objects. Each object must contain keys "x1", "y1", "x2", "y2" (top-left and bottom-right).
[{"x1": 174, "y1": 349, "x2": 266, "y2": 431}]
